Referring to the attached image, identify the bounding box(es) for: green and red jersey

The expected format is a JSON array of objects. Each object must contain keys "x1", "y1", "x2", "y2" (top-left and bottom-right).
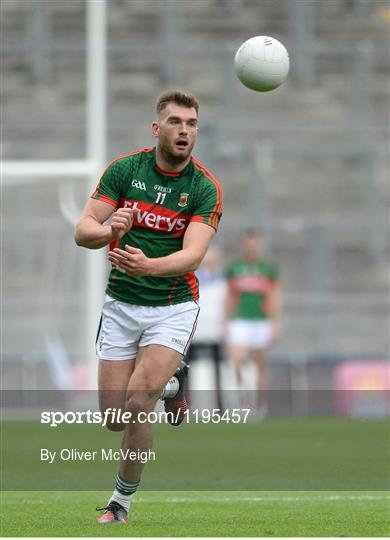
[
  {"x1": 92, "y1": 147, "x2": 223, "y2": 306},
  {"x1": 226, "y1": 259, "x2": 278, "y2": 320}
]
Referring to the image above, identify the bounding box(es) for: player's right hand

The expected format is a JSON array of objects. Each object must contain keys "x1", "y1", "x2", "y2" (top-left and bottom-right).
[{"x1": 110, "y1": 207, "x2": 135, "y2": 240}]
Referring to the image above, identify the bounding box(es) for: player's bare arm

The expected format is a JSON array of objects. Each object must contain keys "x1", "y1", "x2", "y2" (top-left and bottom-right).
[
  {"x1": 267, "y1": 282, "x2": 283, "y2": 342},
  {"x1": 107, "y1": 221, "x2": 215, "y2": 277},
  {"x1": 223, "y1": 281, "x2": 239, "y2": 334},
  {"x1": 74, "y1": 199, "x2": 135, "y2": 249},
  {"x1": 224, "y1": 280, "x2": 239, "y2": 319}
]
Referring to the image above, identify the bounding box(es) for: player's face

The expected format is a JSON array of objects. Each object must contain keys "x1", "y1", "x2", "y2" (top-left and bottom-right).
[
  {"x1": 243, "y1": 235, "x2": 262, "y2": 261},
  {"x1": 153, "y1": 104, "x2": 198, "y2": 165}
]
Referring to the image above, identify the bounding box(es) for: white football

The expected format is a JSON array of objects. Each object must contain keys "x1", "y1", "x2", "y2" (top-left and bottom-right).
[{"x1": 234, "y1": 36, "x2": 290, "y2": 92}]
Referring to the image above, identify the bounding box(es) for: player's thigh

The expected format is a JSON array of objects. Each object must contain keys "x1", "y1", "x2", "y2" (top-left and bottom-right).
[
  {"x1": 127, "y1": 301, "x2": 198, "y2": 407},
  {"x1": 229, "y1": 344, "x2": 248, "y2": 367},
  {"x1": 124, "y1": 345, "x2": 183, "y2": 417},
  {"x1": 128, "y1": 344, "x2": 183, "y2": 395},
  {"x1": 126, "y1": 300, "x2": 198, "y2": 396},
  {"x1": 98, "y1": 358, "x2": 136, "y2": 412},
  {"x1": 227, "y1": 320, "x2": 250, "y2": 366},
  {"x1": 250, "y1": 320, "x2": 273, "y2": 351},
  {"x1": 252, "y1": 348, "x2": 268, "y2": 369},
  {"x1": 96, "y1": 294, "x2": 142, "y2": 410}
]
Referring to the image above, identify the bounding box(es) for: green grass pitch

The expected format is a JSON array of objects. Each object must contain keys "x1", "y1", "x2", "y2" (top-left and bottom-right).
[
  {"x1": 1, "y1": 490, "x2": 389, "y2": 536},
  {"x1": 1, "y1": 418, "x2": 389, "y2": 536}
]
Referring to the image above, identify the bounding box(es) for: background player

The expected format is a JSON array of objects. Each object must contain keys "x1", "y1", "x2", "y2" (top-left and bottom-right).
[
  {"x1": 74, "y1": 90, "x2": 223, "y2": 524},
  {"x1": 225, "y1": 230, "x2": 281, "y2": 418}
]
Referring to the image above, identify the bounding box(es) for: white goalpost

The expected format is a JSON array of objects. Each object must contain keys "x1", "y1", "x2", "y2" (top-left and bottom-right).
[{"x1": 2, "y1": 0, "x2": 108, "y2": 388}]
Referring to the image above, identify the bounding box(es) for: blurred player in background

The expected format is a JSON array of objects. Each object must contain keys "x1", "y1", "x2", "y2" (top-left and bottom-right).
[
  {"x1": 186, "y1": 246, "x2": 227, "y2": 410},
  {"x1": 225, "y1": 230, "x2": 281, "y2": 419},
  {"x1": 74, "y1": 90, "x2": 223, "y2": 524}
]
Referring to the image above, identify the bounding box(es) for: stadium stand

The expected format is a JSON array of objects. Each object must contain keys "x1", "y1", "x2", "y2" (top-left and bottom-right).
[{"x1": 2, "y1": 0, "x2": 389, "y2": 389}]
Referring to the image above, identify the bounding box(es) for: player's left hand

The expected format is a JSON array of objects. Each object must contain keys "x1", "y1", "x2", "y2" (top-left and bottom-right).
[{"x1": 108, "y1": 244, "x2": 152, "y2": 277}]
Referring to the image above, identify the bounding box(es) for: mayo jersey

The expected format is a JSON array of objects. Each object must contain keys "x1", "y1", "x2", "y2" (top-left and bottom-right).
[
  {"x1": 226, "y1": 259, "x2": 278, "y2": 320},
  {"x1": 92, "y1": 147, "x2": 223, "y2": 306}
]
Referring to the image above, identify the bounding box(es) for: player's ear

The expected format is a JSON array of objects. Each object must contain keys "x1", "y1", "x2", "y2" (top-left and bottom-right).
[{"x1": 151, "y1": 121, "x2": 159, "y2": 138}]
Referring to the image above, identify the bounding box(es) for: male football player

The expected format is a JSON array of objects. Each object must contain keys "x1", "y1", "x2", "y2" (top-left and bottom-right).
[
  {"x1": 75, "y1": 90, "x2": 223, "y2": 523},
  {"x1": 225, "y1": 230, "x2": 281, "y2": 418}
]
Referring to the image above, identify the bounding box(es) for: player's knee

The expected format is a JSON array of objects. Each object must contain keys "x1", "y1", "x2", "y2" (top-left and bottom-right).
[
  {"x1": 99, "y1": 407, "x2": 126, "y2": 431},
  {"x1": 125, "y1": 390, "x2": 158, "y2": 419},
  {"x1": 105, "y1": 421, "x2": 125, "y2": 432},
  {"x1": 231, "y1": 355, "x2": 245, "y2": 368}
]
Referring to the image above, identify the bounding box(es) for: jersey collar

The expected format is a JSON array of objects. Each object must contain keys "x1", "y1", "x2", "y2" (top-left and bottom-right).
[{"x1": 153, "y1": 148, "x2": 193, "y2": 177}]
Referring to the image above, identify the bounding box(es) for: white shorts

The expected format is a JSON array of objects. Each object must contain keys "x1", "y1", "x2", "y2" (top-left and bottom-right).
[
  {"x1": 96, "y1": 295, "x2": 200, "y2": 361},
  {"x1": 227, "y1": 319, "x2": 273, "y2": 349}
]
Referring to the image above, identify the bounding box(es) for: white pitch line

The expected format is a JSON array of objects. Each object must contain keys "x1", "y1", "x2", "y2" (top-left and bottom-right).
[{"x1": 134, "y1": 495, "x2": 390, "y2": 503}]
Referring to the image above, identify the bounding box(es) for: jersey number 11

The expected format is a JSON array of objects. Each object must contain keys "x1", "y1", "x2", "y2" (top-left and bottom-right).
[{"x1": 156, "y1": 192, "x2": 167, "y2": 205}]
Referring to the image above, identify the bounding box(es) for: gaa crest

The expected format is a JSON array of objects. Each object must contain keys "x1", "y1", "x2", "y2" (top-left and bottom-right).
[{"x1": 178, "y1": 192, "x2": 189, "y2": 207}]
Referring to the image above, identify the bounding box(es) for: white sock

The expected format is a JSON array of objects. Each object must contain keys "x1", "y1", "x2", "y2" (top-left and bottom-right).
[
  {"x1": 160, "y1": 376, "x2": 179, "y2": 399},
  {"x1": 109, "y1": 490, "x2": 132, "y2": 513}
]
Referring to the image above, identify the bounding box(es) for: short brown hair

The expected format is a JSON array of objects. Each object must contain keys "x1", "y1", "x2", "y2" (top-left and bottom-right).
[{"x1": 156, "y1": 90, "x2": 199, "y2": 116}]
